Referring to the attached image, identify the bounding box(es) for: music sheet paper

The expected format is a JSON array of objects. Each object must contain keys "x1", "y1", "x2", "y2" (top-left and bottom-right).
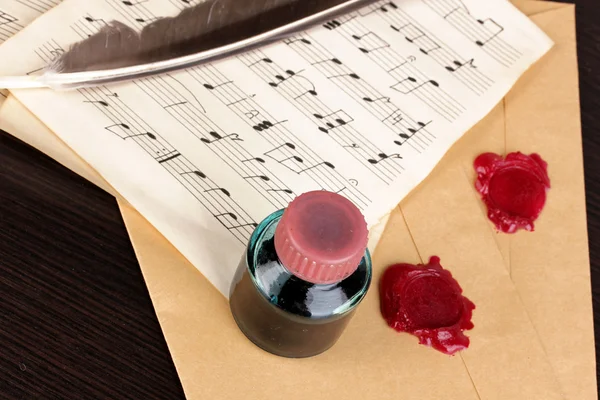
[
  {"x1": 0, "y1": 0, "x2": 62, "y2": 103},
  {"x1": 0, "y1": 0, "x2": 552, "y2": 297}
]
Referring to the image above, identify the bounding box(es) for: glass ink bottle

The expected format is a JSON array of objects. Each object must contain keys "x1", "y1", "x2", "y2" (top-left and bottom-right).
[{"x1": 229, "y1": 190, "x2": 372, "y2": 358}]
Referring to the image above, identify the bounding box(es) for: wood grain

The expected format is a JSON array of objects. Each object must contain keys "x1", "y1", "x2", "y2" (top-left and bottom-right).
[
  {"x1": 0, "y1": 133, "x2": 186, "y2": 399},
  {"x1": 0, "y1": 0, "x2": 598, "y2": 397},
  {"x1": 575, "y1": 2, "x2": 600, "y2": 387}
]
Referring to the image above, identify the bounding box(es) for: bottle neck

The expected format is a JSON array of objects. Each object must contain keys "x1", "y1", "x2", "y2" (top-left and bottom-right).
[{"x1": 246, "y1": 209, "x2": 373, "y2": 319}]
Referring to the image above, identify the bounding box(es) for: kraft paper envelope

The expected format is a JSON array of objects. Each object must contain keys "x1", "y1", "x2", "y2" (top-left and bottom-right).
[{"x1": 0, "y1": 1, "x2": 596, "y2": 399}]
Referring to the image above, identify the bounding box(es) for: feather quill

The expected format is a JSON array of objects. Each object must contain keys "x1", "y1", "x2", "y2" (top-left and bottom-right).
[{"x1": 0, "y1": 0, "x2": 377, "y2": 90}]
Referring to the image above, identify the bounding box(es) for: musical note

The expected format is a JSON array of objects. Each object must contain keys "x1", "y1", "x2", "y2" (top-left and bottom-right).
[
  {"x1": 268, "y1": 70, "x2": 318, "y2": 99},
  {"x1": 351, "y1": 32, "x2": 390, "y2": 54},
  {"x1": 84, "y1": 16, "x2": 106, "y2": 24},
  {"x1": 268, "y1": 70, "x2": 296, "y2": 87},
  {"x1": 200, "y1": 132, "x2": 243, "y2": 144},
  {"x1": 311, "y1": 58, "x2": 343, "y2": 66},
  {"x1": 181, "y1": 171, "x2": 208, "y2": 179},
  {"x1": 421, "y1": 0, "x2": 520, "y2": 67},
  {"x1": 313, "y1": 110, "x2": 354, "y2": 133},
  {"x1": 391, "y1": 24, "x2": 441, "y2": 55},
  {"x1": 294, "y1": 89, "x2": 318, "y2": 99},
  {"x1": 105, "y1": 123, "x2": 157, "y2": 141},
  {"x1": 243, "y1": 175, "x2": 270, "y2": 181},
  {"x1": 391, "y1": 77, "x2": 439, "y2": 94},
  {"x1": 383, "y1": 110, "x2": 403, "y2": 125},
  {"x1": 406, "y1": 121, "x2": 431, "y2": 135},
  {"x1": 105, "y1": 123, "x2": 130, "y2": 132},
  {"x1": 0, "y1": 12, "x2": 16, "y2": 25},
  {"x1": 267, "y1": 189, "x2": 294, "y2": 194},
  {"x1": 322, "y1": 16, "x2": 356, "y2": 30},
  {"x1": 445, "y1": 59, "x2": 476, "y2": 72},
  {"x1": 264, "y1": 142, "x2": 296, "y2": 157},
  {"x1": 214, "y1": 213, "x2": 258, "y2": 230},
  {"x1": 343, "y1": 143, "x2": 360, "y2": 149},
  {"x1": 135, "y1": 17, "x2": 161, "y2": 23},
  {"x1": 394, "y1": 121, "x2": 432, "y2": 144},
  {"x1": 277, "y1": 156, "x2": 303, "y2": 164},
  {"x1": 379, "y1": 1, "x2": 398, "y2": 12},
  {"x1": 122, "y1": 0, "x2": 148, "y2": 5},
  {"x1": 298, "y1": 162, "x2": 335, "y2": 173},
  {"x1": 155, "y1": 151, "x2": 181, "y2": 164},
  {"x1": 362, "y1": 96, "x2": 390, "y2": 103},
  {"x1": 475, "y1": 19, "x2": 504, "y2": 47},
  {"x1": 244, "y1": 110, "x2": 260, "y2": 119},
  {"x1": 323, "y1": 20, "x2": 342, "y2": 30},
  {"x1": 203, "y1": 81, "x2": 233, "y2": 90},
  {"x1": 84, "y1": 100, "x2": 109, "y2": 107},
  {"x1": 349, "y1": 179, "x2": 359, "y2": 186},
  {"x1": 248, "y1": 57, "x2": 273, "y2": 66},
  {"x1": 284, "y1": 38, "x2": 311, "y2": 45},
  {"x1": 124, "y1": 132, "x2": 157, "y2": 140},
  {"x1": 204, "y1": 187, "x2": 231, "y2": 196},
  {"x1": 368, "y1": 153, "x2": 402, "y2": 164},
  {"x1": 253, "y1": 120, "x2": 287, "y2": 132},
  {"x1": 241, "y1": 157, "x2": 265, "y2": 164},
  {"x1": 327, "y1": 72, "x2": 360, "y2": 80},
  {"x1": 264, "y1": 143, "x2": 306, "y2": 172}
]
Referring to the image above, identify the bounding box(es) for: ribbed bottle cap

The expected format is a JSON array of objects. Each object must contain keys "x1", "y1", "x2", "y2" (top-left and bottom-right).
[{"x1": 274, "y1": 190, "x2": 368, "y2": 284}]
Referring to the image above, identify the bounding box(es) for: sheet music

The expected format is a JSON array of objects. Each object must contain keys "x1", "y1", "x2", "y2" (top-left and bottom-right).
[
  {"x1": 0, "y1": 0, "x2": 62, "y2": 102},
  {"x1": 0, "y1": 0, "x2": 552, "y2": 297}
]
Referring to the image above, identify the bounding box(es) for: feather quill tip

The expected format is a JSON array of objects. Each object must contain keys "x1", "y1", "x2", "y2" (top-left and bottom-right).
[{"x1": 0, "y1": 75, "x2": 49, "y2": 90}]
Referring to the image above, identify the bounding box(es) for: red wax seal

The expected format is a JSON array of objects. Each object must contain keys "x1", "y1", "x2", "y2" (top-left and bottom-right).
[
  {"x1": 380, "y1": 256, "x2": 475, "y2": 355},
  {"x1": 474, "y1": 152, "x2": 550, "y2": 233}
]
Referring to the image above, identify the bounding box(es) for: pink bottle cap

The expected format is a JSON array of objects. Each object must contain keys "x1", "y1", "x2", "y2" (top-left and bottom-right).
[{"x1": 274, "y1": 190, "x2": 368, "y2": 284}]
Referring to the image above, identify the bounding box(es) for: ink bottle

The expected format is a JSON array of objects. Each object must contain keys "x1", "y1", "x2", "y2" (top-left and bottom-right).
[{"x1": 229, "y1": 190, "x2": 372, "y2": 358}]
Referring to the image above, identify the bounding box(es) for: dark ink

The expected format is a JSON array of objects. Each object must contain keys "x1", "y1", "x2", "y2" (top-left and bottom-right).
[{"x1": 229, "y1": 191, "x2": 371, "y2": 358}]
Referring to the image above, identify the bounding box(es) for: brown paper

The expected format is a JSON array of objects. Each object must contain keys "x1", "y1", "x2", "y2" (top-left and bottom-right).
[
  {"x1": 0, "y1": 1, "x2": 595, "y2": 399},
  {"x1": 422, "y1": 5, "x2": 597, "y2": 398}
]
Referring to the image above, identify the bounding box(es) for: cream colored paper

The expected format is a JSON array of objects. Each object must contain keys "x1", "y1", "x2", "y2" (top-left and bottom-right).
[
  {"x1": 0, "y1": 0, "x2": 62, "y2": 104},
  {"x1": 0, "y1": 0, "x2": 552, "y2": 297},
  {"x1": 0, "y1": 1, "x2": 59, "y2": 45},
  {"x1": 0, "y1": 1, "x2": 595, "y2": 399}
]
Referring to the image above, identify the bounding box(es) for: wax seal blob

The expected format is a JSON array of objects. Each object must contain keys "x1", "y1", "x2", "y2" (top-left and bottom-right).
[
  {"x1": 474, "y1": 152, "x2": 550, "y2": 233},
  {"x1": 380, "y1": 256, "x2": 475, "y2": 355}
]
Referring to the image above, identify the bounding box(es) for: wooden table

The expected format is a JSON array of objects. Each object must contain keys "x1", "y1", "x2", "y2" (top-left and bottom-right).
[{"x1": 0, "y1": 0, "x2": 598, "y2": 397}]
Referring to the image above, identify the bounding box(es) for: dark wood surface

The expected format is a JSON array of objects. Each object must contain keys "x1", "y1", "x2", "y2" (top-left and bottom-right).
[
  {"x1": 577, "y1": 0, "x2": 600, "y2": 392},
  {"x1": 0, "y1": 1, "x2": 598, "y2": 398}
]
